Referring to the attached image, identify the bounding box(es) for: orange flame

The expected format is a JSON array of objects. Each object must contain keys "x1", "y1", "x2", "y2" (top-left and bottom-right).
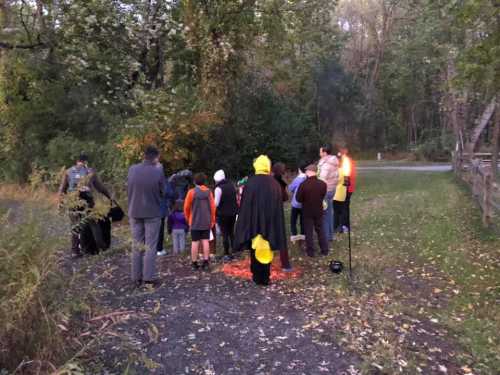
[{"x1": 342, "y1": 156, "x2": 351, "y2": 177}]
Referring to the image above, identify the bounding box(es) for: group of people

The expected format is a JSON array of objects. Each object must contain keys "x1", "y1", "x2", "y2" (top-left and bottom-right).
[{"x1": 59, "y1": 144, "x2": 356, "y2": 287}]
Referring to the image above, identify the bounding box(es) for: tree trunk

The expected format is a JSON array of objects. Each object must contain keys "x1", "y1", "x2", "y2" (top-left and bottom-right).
[
  {"x1": 466, "y1": 96, "x2": 497, "y2": 154},
  {"x1": 491, "y1": 103, "x2": 500, "y2": 182}
]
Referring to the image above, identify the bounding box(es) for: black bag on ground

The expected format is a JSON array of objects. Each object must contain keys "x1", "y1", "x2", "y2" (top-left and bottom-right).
[
  {"x1": 108, "y1": 200, "x2": 125, "y2": 222},
  {"x1": 79, "y1": 217, "x2": 111, "y2": 254}
]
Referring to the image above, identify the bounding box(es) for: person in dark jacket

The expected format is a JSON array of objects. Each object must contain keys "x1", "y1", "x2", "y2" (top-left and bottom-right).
[
  {"x1": 271, "y1": 162, "x2": 292, "y2": 271},
  {"x1": 296, "y1": 163, "x2": 329, "y2": 257},
  {"x1": 58, "y1": 153, "x2": 112, "y2": 258},
  {"x1": 213, "y1": 170, "x2": 238, "y2": 261},
  {"x1": 234, "y1": 155, "x2": 288, "y2": 285},
  {"x1": 127, "y1": 145, "x2": 166, "y2": 287},
  {"x1": 156, "y1": 160, "x2": 171, "y2": 256}
]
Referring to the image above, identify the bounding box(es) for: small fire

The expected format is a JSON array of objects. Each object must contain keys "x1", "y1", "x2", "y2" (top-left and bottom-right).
[{"x1": 342, "y1": 156, "x2": 351, "y2": 177}]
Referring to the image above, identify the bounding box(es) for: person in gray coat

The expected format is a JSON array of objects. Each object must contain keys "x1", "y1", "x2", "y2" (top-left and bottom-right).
[{"x1": 127, "y1": 145, "x2": 166, "y2": 287}]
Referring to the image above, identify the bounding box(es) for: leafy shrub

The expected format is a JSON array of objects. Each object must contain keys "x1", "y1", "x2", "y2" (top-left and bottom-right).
[{"x1": 414, "y1": 134, "x2": 454, "y2": 161}]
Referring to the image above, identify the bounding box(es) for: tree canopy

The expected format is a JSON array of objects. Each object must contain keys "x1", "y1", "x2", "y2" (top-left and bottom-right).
[{"x1": 1, "y1": 0, "x2": 498, "y2": 183}]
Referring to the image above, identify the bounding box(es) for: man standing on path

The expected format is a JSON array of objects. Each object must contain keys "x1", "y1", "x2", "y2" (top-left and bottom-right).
[
  {"x1": 213, "y1": 170, "x2": 238, "y2": 262},
  {"x1": 296, "y1": 163, "x2": 329, "y2": 257},
  {"x1": 127, "y1": 145, "x2": 165, "y2": 288},
  {"x1": 234, "y1": 155, "x2": 288, "y2": 285},
  {"x1": 318, "y1": 145, "x2": 339, "y2": 241},
  {"x1": 58, "y1": 153, "x2": 112, "y2": 258}
]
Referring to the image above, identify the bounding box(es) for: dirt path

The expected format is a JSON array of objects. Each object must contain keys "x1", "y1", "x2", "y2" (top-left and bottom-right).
[
  {"x1": 75, "y1": 251, "x2": 361, "y2": 374},
  {"x1": 1, "y1": 189, "x2": 481, "y2": 374}
]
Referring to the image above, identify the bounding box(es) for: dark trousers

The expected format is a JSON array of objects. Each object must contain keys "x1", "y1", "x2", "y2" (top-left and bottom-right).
[
  {"x1": 280, "y1": 248, "x2": 291, "y2": 269},
  {"x1": 333, "y1": 200, "x2": 344, "y2": 232},
  {"x1": 334, "y1": 193, "x2": 352, "y2": 231},
  {"x1": 250, "y1": 248, "x2": 270, "y2": 285},
  {"x1": 70, "y1": 211, "x2": 82, "y2": 254},
  {"x1": 290, "y1": 207, "x2": 304, "y2": 236},
  {"x1": 218, "y1": 215, "x2": 236, "y2": 255},
  {"x1": 157, "y1": 217, "x2": 166, "y2": 252},
  {"x1": 343, "y1": 192, "x2": 352, "y2": 229},
  {"x1": 304, "y1": 214, "x2": 329, "y2": 256}
]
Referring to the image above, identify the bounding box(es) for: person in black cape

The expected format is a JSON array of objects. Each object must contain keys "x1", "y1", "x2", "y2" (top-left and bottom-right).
[{"x1": 234, "y1": 155, "x2": 288, "y2": 285}]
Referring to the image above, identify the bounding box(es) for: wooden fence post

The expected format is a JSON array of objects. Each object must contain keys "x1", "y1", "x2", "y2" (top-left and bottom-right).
[{"x1": 483, "y1": 173, "x2": 491, "y2": 226}]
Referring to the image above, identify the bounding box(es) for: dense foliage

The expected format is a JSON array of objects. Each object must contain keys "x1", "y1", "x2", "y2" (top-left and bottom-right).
[{"x1": 0, "y1": 0, "x2": 498, "y2": 183}]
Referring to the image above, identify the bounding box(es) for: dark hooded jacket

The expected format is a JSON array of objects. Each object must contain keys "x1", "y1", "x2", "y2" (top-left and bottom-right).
[{"x1": 234, "y1": 174, "x2": 288, "y2": 251}]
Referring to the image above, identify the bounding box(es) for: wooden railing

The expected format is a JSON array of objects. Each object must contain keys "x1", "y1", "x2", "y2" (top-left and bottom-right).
[{"x1": 453, "y1": 152, "x2": 500, "y2": 226}]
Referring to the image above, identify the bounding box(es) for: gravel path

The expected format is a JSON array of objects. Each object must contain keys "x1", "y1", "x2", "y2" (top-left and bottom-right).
[{"x1": 78, "y1": 251, "x2": 361, "y2": 374}]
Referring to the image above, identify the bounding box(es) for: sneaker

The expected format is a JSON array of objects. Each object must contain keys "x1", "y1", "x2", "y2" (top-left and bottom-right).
[
  {"x1": 342, "y1": 225, "x2": 349, "y2": 233},
  {"x1": 157, "y1": 250, "x2": 167, "y2": 256},
  {"x1": 282, "y1": 267, "x2": 294, "y2": 273},
  {"x1": 144, "y1": 279, "x2": 161, "y2": 288},
  {"x1": 192, "y1": 261, "x2": 200, "y2": 270},
  {"x1": 222, "y1": 255, "x2": 234, "y2": 262},
  {"x1": 201, "y1": 259, "x2": 210, "y2": 271},
  {"x1": 290, "y1": 235, "x2": 298, "y2": 242}
]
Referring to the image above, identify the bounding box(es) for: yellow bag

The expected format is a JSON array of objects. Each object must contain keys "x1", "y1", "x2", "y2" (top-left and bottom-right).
[
  {"x1": 334, "y1": 170, "x2": 347, "y2": 202},
  {"x1": 252, "y1": 235, "x2": 273, "y2": 264}
]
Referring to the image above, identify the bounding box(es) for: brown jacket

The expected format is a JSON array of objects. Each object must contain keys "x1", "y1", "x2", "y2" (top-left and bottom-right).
[{"x1": 296, "y1": 176, "x2": 327, "y2": 218}]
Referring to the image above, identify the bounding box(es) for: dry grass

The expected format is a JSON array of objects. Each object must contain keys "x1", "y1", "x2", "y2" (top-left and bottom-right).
[{"x1": 0, "y1": 184, "x2": 59, "y2": 206}]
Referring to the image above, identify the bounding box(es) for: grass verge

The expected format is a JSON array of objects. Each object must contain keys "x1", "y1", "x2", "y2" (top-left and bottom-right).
[{"x1": 317, "y1": 171, "x2": 499, "y2": 373}]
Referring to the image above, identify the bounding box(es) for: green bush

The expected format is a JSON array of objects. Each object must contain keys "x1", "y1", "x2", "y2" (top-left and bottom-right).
[{"x1": 413, "y1": 134, "x2": 454, "y2": 161}]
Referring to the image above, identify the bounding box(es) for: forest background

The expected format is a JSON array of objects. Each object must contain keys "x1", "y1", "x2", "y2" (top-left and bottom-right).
[{"x1": 1, "y1": 0, "x2": 498, "y2": 188}]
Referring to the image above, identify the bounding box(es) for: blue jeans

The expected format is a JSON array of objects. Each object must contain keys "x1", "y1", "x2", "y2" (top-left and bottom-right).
[{"x1": 323, "y1": 190, "x2": 335, "y2": 241}]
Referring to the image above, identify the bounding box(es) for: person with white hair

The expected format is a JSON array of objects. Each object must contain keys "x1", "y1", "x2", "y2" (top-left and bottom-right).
[{"x1": 213, "y1": 169, "x2": 238, "y2": 261}]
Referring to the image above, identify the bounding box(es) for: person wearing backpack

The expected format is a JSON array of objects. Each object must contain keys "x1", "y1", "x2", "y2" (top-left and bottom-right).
[
  {"x1": 58, "y1": 153, "x2": 112, "y2": 258},
  {"x1": 184, "y1": 173, "x2": 216, "y2": 271}
]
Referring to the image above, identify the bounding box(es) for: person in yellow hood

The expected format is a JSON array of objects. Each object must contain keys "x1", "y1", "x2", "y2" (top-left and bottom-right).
[{"x1": 234, "y1": 155, "x2": 288, "y2": 285}]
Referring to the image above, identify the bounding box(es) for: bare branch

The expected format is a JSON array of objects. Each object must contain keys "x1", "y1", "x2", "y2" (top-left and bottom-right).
[{"x1": 0, "y1": 41, "x2": 46, "y2": 49}]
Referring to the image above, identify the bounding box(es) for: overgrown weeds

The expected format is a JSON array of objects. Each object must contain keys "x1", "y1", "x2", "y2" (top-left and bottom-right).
[{"x1": 0, "y1": 207, "x2": 70, "y2": 372}]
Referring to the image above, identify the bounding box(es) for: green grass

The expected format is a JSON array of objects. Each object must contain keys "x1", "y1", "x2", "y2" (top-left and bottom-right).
[
  {"x1": 348, "y1": 171, "x2": 499, "y2": 372},
  {"x1": 357, "y1": 160, "x2": 451, "y2": 167}
]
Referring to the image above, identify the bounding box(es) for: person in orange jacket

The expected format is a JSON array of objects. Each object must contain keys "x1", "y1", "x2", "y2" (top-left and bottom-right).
[{"x1": 184, "y1": 173, "x2": 216, "y2": 270}]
